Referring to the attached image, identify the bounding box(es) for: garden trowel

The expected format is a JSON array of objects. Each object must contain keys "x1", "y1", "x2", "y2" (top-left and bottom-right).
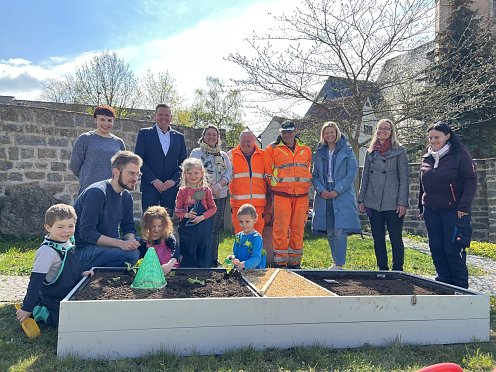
[{"x1": 14, "y1": 303, "x2": 41, "y2": 339}]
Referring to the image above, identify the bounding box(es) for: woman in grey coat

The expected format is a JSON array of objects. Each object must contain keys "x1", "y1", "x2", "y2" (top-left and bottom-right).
[
  {"x1": 312, "y1": 122, "x2": 361, "y2": 270},
  {"x1": 358, "y1": 119, "x2": 409, "y2": 271},
  {"x1": 190, "y1": 124, "x2": 232, "y2": 267}
]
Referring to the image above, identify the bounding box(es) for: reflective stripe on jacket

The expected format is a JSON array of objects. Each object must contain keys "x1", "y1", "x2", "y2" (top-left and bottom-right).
[
  {"x1": 264, "y1": 138, "x2": 312, "y2": 195},
  {"x1": 228, "y1": 145, "x2": 267, "y2": 207}
]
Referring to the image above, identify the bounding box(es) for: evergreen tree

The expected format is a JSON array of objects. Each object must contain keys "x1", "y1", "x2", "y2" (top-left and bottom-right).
[{"x1": 425, "y1": 0, "x2": 496, "y2": 157}]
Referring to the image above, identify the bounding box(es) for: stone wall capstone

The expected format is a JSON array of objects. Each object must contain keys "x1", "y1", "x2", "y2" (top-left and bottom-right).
[{"x1": 0, "y1": 103, "x2": 203, "y2": 235}]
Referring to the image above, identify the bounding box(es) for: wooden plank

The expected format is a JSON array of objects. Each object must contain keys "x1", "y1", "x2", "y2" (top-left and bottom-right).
[
  {"x1": 57, "y1": 318, "x2": 489, "y2": 359},
  {"x1": 59, "y1": 295, "x2": 489, "y2": 333}
]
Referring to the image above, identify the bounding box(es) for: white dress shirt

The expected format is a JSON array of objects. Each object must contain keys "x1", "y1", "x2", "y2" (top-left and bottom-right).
[{"x1": 155, "y1": 124, "x2": 171, "y2": 157}]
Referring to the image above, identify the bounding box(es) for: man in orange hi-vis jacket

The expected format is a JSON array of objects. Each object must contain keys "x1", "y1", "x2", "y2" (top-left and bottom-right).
[
  {"x1": 228, "y1": 129, "x2": 267, "y2": 234},
  {"x1": 264, "y1": 120, "x2": 312, "y2": 268}
]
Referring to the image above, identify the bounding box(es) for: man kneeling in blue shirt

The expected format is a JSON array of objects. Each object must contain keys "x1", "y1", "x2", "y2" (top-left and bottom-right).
[{"x1": 74, "y1": 150, "x2": 142, "y2": 271}]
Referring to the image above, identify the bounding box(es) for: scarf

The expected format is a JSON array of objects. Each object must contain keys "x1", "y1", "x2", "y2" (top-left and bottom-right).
[
  {"x1": 427, "y1": 143, "x2": 451, "y2": 168},
  {"x1": 373, "y1": 138, "x2": 391, "y2": 156},
  {"x1": 199, "y1": 141, "x2": 226, "y2": 184},
  {"x1": 200, "y1": 141, "x2": 221, "y2": 155}
]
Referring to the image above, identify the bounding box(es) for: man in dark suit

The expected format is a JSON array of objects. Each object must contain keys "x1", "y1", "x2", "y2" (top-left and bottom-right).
[{"x1": 135, "y1": 104, "x2": 187, "y2": 214}]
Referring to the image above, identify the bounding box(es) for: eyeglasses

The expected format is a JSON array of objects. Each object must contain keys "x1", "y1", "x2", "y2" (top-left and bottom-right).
[
  {"x1": 377, "y1": 127, "x2": 391, "y2": 132},
  {"x1": 120, "y1": 169, "x2": 142, "y2": 179}
]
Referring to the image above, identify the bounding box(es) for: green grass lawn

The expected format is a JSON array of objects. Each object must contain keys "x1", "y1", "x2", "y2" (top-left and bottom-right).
[{"x1": 0, "y1": 230, "x2": 495, "y2": 371}]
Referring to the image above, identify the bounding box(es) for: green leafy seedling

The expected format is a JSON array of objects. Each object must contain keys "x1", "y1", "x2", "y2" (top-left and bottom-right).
[
  {"x1": 224, "y1": 257, "x2": 234, "y2": 274},
  {"x1": 124, "y1": 262, "x2": 137, "y2": 274},
  {"x1": 187, "y1": 277, "x2": 205, "y2": 285},
  {"x1": 107, "y1": 276, "x2": 121, "y2": 285}
]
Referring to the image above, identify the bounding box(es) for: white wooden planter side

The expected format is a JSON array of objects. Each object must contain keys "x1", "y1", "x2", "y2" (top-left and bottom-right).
[{"x1": 57, "y1": 294, "x2": 490, "y2": 359}]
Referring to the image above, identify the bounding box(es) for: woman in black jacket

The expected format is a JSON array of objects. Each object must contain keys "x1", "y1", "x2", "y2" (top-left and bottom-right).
[{"x1": 419, "y1": 122, "x2": 477, "y2": 288}]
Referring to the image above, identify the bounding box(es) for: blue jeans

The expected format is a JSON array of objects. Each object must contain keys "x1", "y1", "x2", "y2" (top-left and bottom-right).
[
  {"x1": 77, "y1": 244, "x2": 140, "y2": 271},
  {"x1": 423, "y1": 207, "x2": 469, "y2": 288},
  {"x1": 326, "y1": 198, "x2": 347, "y2": 266}
]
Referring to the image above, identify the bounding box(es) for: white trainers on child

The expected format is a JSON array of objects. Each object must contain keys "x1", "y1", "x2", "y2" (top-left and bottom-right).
[{"x1": 328, "y1": 265, "x2": 344, "y2": 270}]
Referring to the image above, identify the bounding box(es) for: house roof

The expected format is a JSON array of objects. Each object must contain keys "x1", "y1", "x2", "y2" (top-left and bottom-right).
[
  {"x1": 305, "y1": 76, "x2": 383, "y2": 123},
  {"x1": 258, "y1": 116, "x2": 287, "y2": 137}
]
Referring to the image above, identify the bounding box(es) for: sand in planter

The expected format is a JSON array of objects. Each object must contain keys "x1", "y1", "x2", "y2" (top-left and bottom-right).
[{"x1": 244, "y1": 269, "x2": 332, "y2": 297}]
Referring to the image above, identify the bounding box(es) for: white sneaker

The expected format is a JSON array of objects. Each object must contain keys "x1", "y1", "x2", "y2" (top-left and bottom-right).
[{"x1": 328, "y1": 265, "x2": 343, "y2": 270}]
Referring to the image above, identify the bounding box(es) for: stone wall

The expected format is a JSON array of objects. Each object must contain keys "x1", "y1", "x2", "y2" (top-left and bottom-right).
[
  {"x1": 360, "y1": 159, "x2": 496, "y2": 243},
  {"x1": 1, "y1": 102, "x2": 496, "y2": 241},
  {"x1": 0, "y1": 103, "x2": 202, "y2": 235}
]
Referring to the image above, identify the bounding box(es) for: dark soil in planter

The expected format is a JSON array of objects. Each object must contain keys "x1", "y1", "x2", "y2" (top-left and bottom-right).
[
  {"x1": 71, "y1": 270, "x2": 256, "y2": 301},
  {"x1": 300, "y1": 273, "x2": 460, "y2": 296}
]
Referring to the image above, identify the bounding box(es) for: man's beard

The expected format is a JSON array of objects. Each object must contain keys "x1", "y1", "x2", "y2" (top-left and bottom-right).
[{"x1": 118, "y1": 172, "x2": 135, "y2": 191}]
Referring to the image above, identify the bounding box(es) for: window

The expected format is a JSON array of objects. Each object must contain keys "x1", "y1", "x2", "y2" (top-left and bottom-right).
[{"x1": 363, "y1": 125, "x2": 373, "y2": 135}]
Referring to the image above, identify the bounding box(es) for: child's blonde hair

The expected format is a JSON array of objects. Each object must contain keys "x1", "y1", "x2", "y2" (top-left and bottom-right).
[
  {"x1": 179, "y1": 157, "x2": 208, "y2": 188},
  {"x1": 45, "y1": 204, "x2": 77, "y2": 227},
  {"x1": 141, "y1": 206, "x2": 173, "y2": 242},
  {"x1": 237, "y1": 204, "x2": 258, "y2": 219}
]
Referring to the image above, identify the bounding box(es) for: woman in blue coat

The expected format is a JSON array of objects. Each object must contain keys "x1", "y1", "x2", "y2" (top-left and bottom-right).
[{"x1": 312, "y1": 122, "x2": 361, "y2": 269}]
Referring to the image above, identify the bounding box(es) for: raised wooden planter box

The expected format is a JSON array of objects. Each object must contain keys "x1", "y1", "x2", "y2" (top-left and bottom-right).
[{"x1": 57, "y1": 269, "x2": 490, "y2": 359}]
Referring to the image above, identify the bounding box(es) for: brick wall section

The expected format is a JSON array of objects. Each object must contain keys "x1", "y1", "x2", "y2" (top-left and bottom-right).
[
  {"x1": 359, "y1": 159, "x2": 495, "y2": 242},
  {"x1": 0, "y1": 103, "x2": 203, "y2": 219}
]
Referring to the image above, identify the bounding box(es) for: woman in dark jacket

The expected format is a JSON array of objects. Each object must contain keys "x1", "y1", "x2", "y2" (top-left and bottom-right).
[
  {"x1": 312, "y1": 122, "x2": 361, "y2": 270},
  {"x1": 358, "y1": 119, "x2": 409, "y2": 271},
  {"x1": 419, "y1": 121, "x2": 477, "y2": 289}
]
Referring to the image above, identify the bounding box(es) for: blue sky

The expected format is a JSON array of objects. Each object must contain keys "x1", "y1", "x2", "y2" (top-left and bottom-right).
[
  {"x1": 0, "y1": 0, "x2": 265, "y2": 63},
  {"x1": 0, "y1": 0, "x2": 304, "y2": 127}
]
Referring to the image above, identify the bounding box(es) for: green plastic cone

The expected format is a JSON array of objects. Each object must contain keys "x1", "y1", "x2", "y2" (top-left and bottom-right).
[{"x1": 131, "y1": 247, "x2": 167, "y2": 289}]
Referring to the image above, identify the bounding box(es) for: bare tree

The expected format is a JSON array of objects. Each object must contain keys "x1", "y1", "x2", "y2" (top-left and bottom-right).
[
  {"x1": 140, "y1": 70, "x2": 185, "y2": 109},
  {"x1": 39, "y1": 76, "x2": 77, "y2": 103},
  {"x1": 40, "y1": 51, "x2": 141, "y2": 117},
  {"x1": 191, "y1": 76, "x2": 245, "y2": 146},
  {"x1": 228, "y1": 0, "x2": 434, "y2": 154},
  {"x1": 73, "y1": 51, "x2": 141, "y2": 116}
]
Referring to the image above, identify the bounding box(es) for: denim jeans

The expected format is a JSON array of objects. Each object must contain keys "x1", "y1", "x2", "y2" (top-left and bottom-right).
[
  {"x1": 369, "y1": 209, "x2": 405, "y2": 271},
  {"x1": 326, "y1": 198, "x2": 348, "y2": 266},
  {"x1": 423, "y1": 207, "x2": 469, "y2": 288},
  {"x1": 77, "y1": 244, "x2": 140, "y2": 271}
]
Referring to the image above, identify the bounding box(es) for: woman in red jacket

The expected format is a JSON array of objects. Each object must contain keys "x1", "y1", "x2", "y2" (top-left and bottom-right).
[{"x1": 419, "y1": 121, "x2": 477, "y2": 288}]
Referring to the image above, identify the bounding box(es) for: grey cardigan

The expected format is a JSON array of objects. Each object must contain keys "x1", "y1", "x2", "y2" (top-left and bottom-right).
[{"x1": 357, "y1": 146, "x2": 410, "y2": 211}]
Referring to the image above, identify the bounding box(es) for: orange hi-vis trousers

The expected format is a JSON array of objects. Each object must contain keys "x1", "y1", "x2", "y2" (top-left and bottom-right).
[
  {"x1": 272, "y1": 194, "x2": 308, "y2": 266},
  {"x1": 231, "y1": 205, "x2": 266, "y2": 235}
]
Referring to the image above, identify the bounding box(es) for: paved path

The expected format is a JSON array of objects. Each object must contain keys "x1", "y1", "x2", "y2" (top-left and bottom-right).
[
  {"x1": 0, "y1": 275, "x2": 29, "y2": 304},
  {"x1": 1, "y1": 240, "x2": 495, "y2": 303},
  {"x1": 403, "y1": 237, "x2": 496, "y2": 296}
]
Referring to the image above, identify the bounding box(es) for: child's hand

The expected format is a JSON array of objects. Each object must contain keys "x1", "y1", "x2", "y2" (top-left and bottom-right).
[
  {"x1": 82, "y1": 270, "x2": 94, "y2": 277},
  {"x1": 161, "y1": 260, "x2": 175, "y2": 274},
  {"x1": 185, "y1": 210, "x2": 197, "y2": 219},
  {"x1": 191, "y1": 215, "x2": 205, "y2": 224},
  {"x1": 233, "y1": 259, "x2": 245, "y2": 269},
  {"x1": 16, "y1": 308, "x2": 32, "y2": 323}
]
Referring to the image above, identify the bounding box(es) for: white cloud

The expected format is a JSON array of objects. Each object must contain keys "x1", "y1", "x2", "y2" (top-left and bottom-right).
[{"x1": 0, "y1": 0, "x2": 308, "y2": 129}]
